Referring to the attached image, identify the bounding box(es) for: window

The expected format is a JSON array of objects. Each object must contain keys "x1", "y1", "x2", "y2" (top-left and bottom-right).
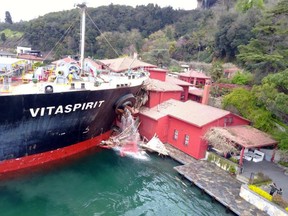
[
  {"x1": 173, "y1": 129, "x2": 178, "y2": 140},
  {"x1": 228, "y1": 117, "x2": 233, "y2": 124},
  {"x1": 184, "y1": 134, "x2": 189, "y2": 146}
]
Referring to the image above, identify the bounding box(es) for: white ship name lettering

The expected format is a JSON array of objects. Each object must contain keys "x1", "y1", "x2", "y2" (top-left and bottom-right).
[{"x1": 29, "y1": 101, "x2": 105, "y2": 117}]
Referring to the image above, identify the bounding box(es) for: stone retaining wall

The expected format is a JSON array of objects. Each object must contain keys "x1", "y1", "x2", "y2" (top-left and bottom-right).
[{"x1": 240, "y1": 184, "x2": 288, "y2": 216}]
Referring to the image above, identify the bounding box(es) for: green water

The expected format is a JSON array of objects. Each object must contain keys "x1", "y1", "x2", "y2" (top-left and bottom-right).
[{"x1": 0, "y1": 148, "x2": 234, "y2": 216}]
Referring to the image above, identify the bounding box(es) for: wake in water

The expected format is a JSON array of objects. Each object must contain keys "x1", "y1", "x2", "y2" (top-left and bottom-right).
[
  {"x1": 100, "y1": 107, "x2": 150, "y2": 161},
  {"x1": 112, "y1": 146, "x2": 150, "y2": 161}
]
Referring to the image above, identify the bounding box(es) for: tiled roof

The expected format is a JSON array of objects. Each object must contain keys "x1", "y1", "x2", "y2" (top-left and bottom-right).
[
  {"x1": 149, "y1": 68, "x2": 167, "y2": 73},
  {"x1": 166, "y1": 76, "x2": 192, "y2": 86},
  {"x1": 139, "y1": 106, "x2": 167, "y2": 120},
  {"x1": 140, "y1": 99, "x2": 230, "y2": 127},
  {"x1": 52, "y1": 57, "x2": 77, "y2": 65},
  {"x1": 223, "y1": 125, "x2": 277, "y2": 148},
  {"x1": 98, "y1": 57, "x2": 156, "y2": 72},
  {"x1": 18, "y1": 54, "x2": 44, "y2": 61},
  {"x1": 85, "y1": 58, "x2": 101, "y2": 68},
  {"x1": 179, "y1": 70, "x2": 211, "y2": 79},
  {"x1": 189, "y1": 87, "x2": 203, "y2": 97},
  {"x1": 147, "y1": 79, "x2": 183, "y2": 92}
]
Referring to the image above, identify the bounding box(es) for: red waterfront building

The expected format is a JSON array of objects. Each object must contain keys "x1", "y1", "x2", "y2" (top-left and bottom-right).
[
  {"x1": 165, "y1": 76, "x2": 192, "y2": 101},
  {"x1": 139, "y1": 99, "x2": 250, "y2": 159},
  {"x1": 148, "y1": 68, "x2": 167, "y2": 81},
  {"x1": 138, "y1": 65, "x2": 251, "y2": 160},
  {"x1": 145, "y1": 79, "x2": 183, "y2": 108}
]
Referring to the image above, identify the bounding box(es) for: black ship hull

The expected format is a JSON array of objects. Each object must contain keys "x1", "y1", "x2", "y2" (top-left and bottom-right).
[{"x1": 0, "y1": 85, "x2": 141, "y2": 174}]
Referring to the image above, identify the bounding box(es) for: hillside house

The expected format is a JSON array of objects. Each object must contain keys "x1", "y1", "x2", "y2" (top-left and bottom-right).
[{"x1": 178, "y1": 70, "x2": 210, "y2": 87}]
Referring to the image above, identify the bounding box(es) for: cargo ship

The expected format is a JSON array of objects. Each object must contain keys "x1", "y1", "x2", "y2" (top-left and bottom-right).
[{"x1": 0, "y1": 4, "x2": 150, "y2": 175}]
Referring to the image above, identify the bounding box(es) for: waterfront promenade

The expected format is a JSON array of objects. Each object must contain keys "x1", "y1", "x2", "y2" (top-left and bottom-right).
[{"x1": 164, "y1": 144, "x2": 267, "y2": 216}]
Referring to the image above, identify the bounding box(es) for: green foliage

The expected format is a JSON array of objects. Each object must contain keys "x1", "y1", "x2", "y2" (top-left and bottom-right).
[
  {"x1": 223, "y1": 83, "x2": 288, "y2": 149},
  {"x1": 223, "y1": 88, "x2": 254, "y2": 115},
  {"x1": 236, "y1": 0, "x2": 264, "y2": 13},
  {"x1": 248, "y1": 108, "x2": 274, "y2": 132},
  {"x1": 223, "y1": 88, "x2": 274, "y2": 132},
  {"x1": 231, "y1": 71, "x2": 253, "y2": 85},
  {"x1": 229, "y1": 165, "x2": 236, "y2": 174},
  {"x1": 272, "y1": 130, "x2": 288, "y2": 150},
  {"x1": 0, "y1": 29, "x2": 23, "y2": 38},
  {"x1": 237, "y1": 1, "x2": 288, "y2": 82},
  {"x1": 33, "y1": 62, "x2": 44, "y2": 69},
  {"x1": 253, "y1": 70, "x2": 288, "y2": 124},
  {"x1": 96, "y1": 29, "x2": 143, "y2": 59},
  {"x1": 229, "y1": 157, "x2": 238, "y2": 164},
  {"x1": 214, "y1": 9, "x2": 261, "y2": 61},
  {"x1": 210, "y1": 61, "x2": 223, "y2": 82},
  {"x1": 279, "y1": 161, "x2": 288, "y2": 167},
  {"x1": 248, "y1": 184, "x2": 273, "y2": 201},
  {"x1": 217, "y1": 78, "x2": 232, "y2": 84},
  {"x1": 251, "y1": 172, "x2": 272, "y2": 186},
  {"x1": 0, "y1": 4, "x2": 184, "y2": 59},
  {"x1": 169, "y1": 65, "x2": 181, "y2": 72},
  {"x1": 207, "y1": 152, "x2": 237, "y2": 173},
  {"x1": 5, "y1": 11, "x2": 13, "y2": 24},
  {"x1": 172, "y1": 10, "x2": 215, "y2": 62},
  {"x1": 141, "y1": 49, "x2": 171, "y2": 67},
  {"x1": 0, "y1": 33, "x2": 6, "y2": 42},
  {"x1": 264, "y1": 69, "x2": 288, "y2": 94}
]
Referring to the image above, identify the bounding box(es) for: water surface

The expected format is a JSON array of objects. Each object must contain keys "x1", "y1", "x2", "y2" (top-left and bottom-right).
[{"x1": 0, "y1": 148, "x2": 234, "y2": 216}]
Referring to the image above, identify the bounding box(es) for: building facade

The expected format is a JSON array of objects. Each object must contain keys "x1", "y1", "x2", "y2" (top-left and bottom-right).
[{"x1": 139, "y1": 99, "x2": 250, "y2": 159}]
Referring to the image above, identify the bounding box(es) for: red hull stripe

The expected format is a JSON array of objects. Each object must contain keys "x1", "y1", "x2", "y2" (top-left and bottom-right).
[{"x1": 0, "y1": 131, "x2": 111, "y2": 175}]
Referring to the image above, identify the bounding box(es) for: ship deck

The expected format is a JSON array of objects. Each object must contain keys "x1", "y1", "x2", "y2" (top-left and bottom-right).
[{"x1": 0, "y1": 73, "x2": 148, "y2": 95}]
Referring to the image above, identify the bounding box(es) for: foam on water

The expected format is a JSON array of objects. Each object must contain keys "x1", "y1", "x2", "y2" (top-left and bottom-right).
[{"x1": 112, "y1": 146, "x2": 150, "y2": 161}]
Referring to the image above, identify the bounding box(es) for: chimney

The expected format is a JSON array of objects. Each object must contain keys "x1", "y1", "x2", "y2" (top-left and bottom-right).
[{"x1": 202, "y1": 79, "x2": 211, "y2": 105}]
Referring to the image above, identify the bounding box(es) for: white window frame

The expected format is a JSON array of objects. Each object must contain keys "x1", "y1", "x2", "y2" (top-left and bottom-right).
[
  {"x1": 184, "y1": 134, "x2": 189, "y2": 146},
  {"x1": 173, "y1": 129, "x2": 178, "y2": 140}
]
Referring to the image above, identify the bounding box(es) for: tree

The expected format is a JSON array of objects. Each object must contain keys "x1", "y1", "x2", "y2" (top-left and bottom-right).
[
  {"x1": 237, "y1": 0, "x2": 288, "y2": 82},
  {"x1": 96, "y1": 30, "x2": 143, "y2": 59},
  {"x1": 231, "y1": 71, "x2": 253, "y2": 85},
  {"x1": 222, "y1": 88, "x2": 274, "y2": 132},
  {"x1": 252, "y1": 69, "x2": 288, "y2": 124},
  {"x1": 222, "y1": 86, "x2": 288, "y2": 150},
  {"x1": 214, "y1": 9, "x2": 261, "y2": 61},
  {"x1": 236, "y1": 0, "x2": 264, "y2": 13},
  {"x1": 0, "y1": 33, "x2": 6, "y2": 42},
  {"x1": 210, "y1": 61, "x2": 223, "y2": 82},
  {"x1": 5, "y1": 11, "x2": 13, "y2": 24}
]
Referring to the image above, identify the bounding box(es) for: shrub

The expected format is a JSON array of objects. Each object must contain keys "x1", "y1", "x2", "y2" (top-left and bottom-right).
[
  {"x1": 248, "y1": 185, "x2": 272, "y2": 201},
  {"x1": 279, "y1": 161, "x2": 288, "y2": 167},
  {"x1": 272, "y1": 194, "x2": 288, "y2": 209},
  {"x1": 229, "y1": 157, "x2": 238, "y2": 164},
  {"x1": 231, "y1": 71, "x2": 253, "y2": 85},
  {"x1": 250, "y1": 172, "x2": 272, "y2": 186},
  {"x1": 229, "y1": 165, "x2": 236, "y2": 174}
]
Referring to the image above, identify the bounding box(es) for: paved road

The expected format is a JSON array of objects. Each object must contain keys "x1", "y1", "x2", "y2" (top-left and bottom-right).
[{"x1": 241, "y1": 160, "x2": 288, "y2": 200}]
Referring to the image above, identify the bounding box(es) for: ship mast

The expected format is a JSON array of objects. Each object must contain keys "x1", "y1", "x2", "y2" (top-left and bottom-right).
[{"x1": 77, "y1": 3, "x2": 86, "y2": 76}]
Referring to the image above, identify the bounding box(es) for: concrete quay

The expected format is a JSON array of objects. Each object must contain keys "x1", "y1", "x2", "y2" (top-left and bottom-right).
[{"x1": 164, "y1": 144, "x2": 267, "y2": 216}]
